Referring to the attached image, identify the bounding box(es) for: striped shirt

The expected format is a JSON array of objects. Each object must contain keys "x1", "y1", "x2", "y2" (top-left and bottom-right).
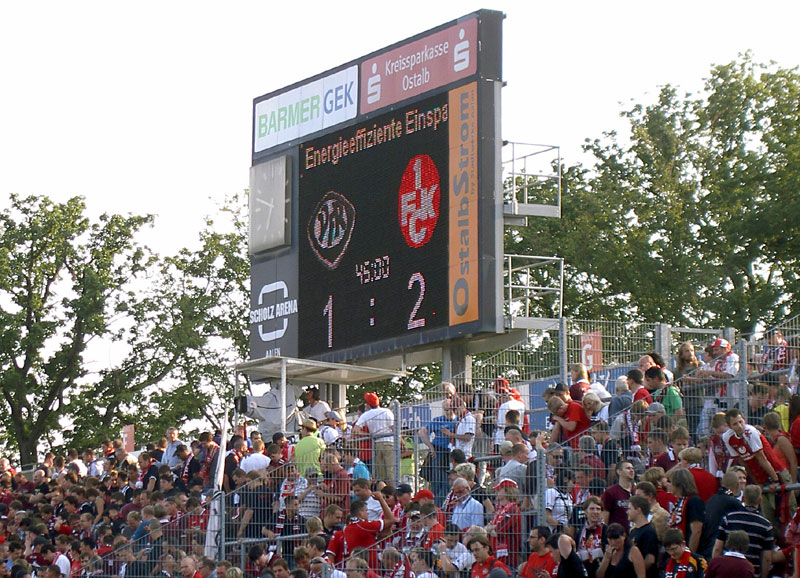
[{"x1": 716, "y1": 507, "x2": 773, "y2": 574}]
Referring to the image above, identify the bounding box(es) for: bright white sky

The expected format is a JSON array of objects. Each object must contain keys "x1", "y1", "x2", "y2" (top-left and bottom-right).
[{"x1": 2, "y1": 0, "x2": 799, "y2": 255}]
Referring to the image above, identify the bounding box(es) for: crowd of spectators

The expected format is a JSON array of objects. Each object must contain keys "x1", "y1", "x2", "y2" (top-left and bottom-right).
[{"x1": 2, "y1": 334, "x2": 800, "y2": 578}]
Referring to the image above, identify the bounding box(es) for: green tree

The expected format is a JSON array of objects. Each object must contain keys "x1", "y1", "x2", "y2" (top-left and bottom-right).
[
  {"x1": 63, "y1": 193, "x2": 251, "y2": 452},
  {"x1": 507, "y1": 56, "x2": 800, "y2": 333},
  {"x1": 0, "y1": 193, "x2": 251, "y2": 465},
  {"x1": 0, "y1": 195, "x2": 152, "y2": 466}
]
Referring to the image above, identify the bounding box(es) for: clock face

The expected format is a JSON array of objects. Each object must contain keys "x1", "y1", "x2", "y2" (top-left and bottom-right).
[{"x1": 249, "y1": 156, "x2": 291, "y2": 255}]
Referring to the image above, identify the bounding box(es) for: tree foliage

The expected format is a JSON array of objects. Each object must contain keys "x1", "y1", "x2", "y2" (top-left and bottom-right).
[
  {"x1": 507, "y1": 55, "x2": 800, "y2": 333},
  {"x1": 0, "y1": 193, "x2": 250, "y2": 466}
]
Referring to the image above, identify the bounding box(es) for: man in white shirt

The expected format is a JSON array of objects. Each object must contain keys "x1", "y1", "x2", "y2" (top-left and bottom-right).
[
  {"x1": 443, "y1": 400, "x2": 476, "y2": 459},
  {"x1": 303, "y1": 387, "x2": 332, "y2": 424},
  {"x1": 353, "y1": 392, "x2": 395, "y2": 483},
  {"x1": 240, "y1": 439, "x2": 270, "y2": 473},
  {"x1": 319, "y1": 412, "x2": 342, "y2": 446}
]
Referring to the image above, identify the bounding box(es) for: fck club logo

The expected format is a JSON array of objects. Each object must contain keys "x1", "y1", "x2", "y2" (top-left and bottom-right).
[
  {"x1": 398, "y1": 154, "x2": 440, "y2": 248},
  {"x1": 307, "y1": 190, "x2": 356, "y2": 270}
]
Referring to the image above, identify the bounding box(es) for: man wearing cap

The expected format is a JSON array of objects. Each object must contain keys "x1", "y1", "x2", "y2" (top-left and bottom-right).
[
  {"x1": 295, "y1": 420, "x2": 326, "y2": 477},
  {"x1": 353, "y1": 393, "x2": 395, "y2": 483},
  {"x1": 493, "y1": 378, "x2": 526, "y2": 449},
  {"x1": 319, "y1": 412, "x2": 342, "y2": 446},
  {"x1": 695, "y1": 337, "x2": 740, "y2": 434}
]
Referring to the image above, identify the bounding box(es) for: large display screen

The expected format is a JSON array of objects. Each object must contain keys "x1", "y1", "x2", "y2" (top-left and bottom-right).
[
  {"x1": 299, "y1": 89, "x2": 464, "y2": 357},
  {"x1": 248, "y1": 10, "x2": 502, "y2": 363}
]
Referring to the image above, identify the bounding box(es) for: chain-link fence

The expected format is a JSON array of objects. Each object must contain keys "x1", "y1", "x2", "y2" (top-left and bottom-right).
[{"x1": 30, "y1": 314, "x2": 800, "y2": 578}]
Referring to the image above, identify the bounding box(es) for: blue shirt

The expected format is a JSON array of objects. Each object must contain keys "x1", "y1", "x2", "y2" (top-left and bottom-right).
[
  {"x1": 351, "y1": 459, "x2": 370, "y2": 481},
  {"x1": 451, "y1": 496, "x2": 484, "y2": 530},
  {"x1": 426, "y1": 415, "x2": 457, "y2": 449}
]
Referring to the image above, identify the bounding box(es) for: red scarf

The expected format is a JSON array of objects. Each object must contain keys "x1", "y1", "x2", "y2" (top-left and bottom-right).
[
  {"x1": 199, "y1": 442, "x2": 219, "y2": 483},
  {"x1": 181, "y1": 456, "x2": 194, "y2": 483},
  {"x1": 137, "y1": 458, "x2": 156, "y2": 484},
  {"x1": 577, "y1": 522, "x2": 605, "y2": 563},
  {"x1": 664, "y1": 548, "x2": 694, "y2": 578},
  {"x1": 667, "y1": 497, "x2": 689, "y2": 534},
  {"x1": 624, "y1": 410, "x2": 640, "y2": 446}
]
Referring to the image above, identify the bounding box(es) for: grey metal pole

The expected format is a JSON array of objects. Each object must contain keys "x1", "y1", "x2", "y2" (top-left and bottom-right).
[
  {"x1": 736, "y1": 338, "x2": 748, "y2": 419},
  {"x1": 280, "y1": 358, "x2": 287, "y2": 433},
  {"x1": 536, "y1": 448, "x2": 546, "y2": 525},
  {"x1": 393, "y1": 399, "x2": 401, "y2": 486},
  {"x1": 559, "y1": 317, "x2": 568, "y2": 385}
]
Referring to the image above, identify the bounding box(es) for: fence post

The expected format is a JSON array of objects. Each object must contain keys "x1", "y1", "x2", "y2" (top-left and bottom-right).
[
  {"x1": 559, "y1": 317, "x2": 568, "y2": 385},
  {"x1": 736, "y1": 338, "x2": 749, "y2": 420},
  {"x1": 536, "y1": 447, "x2": 546, "y2": 526},
  {"x1": 654, "y1": 323, "x2": 671, "y2": 367},
  {"x1": 393, "y1": 399, "x2": 401, "y2": 486},
  {"x1": 218, "y1": 492, "x2": 226, "y2": 561}
]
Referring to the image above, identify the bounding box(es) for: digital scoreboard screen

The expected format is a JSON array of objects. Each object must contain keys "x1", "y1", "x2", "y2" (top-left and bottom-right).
[
  {"x1": 298, "y1": 90, "x2": 462, "y2": 358},
  {"x1": 249, "y1": 10, "x2": 502, "y2": 363}
]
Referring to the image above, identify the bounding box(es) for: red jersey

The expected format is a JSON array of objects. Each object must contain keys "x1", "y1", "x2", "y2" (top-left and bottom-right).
[
  {"x1": 633, "y1": 387, "x2": 653, "y2": 404},
  {"x1": 654, "y1": 449, "x2": 678, "y2": 472},
  {"x1": 489, "y1": 502, "x2": 522, "y2": 566},
  {"x1": 656, "y1": 488, "x2": 678, "y2": 512},
  {"x1": 722, "y1": 424, "x2": 787, "y2": 483},
  {"x1": 343, "y1": 519, "x2": 385, "y2": 569},
  {"x1": 321, "y1": 467, "x2": 350, "y2": 513},
  {"x1": 520, "y1": 552, "x2": 556, "y2": 578},
  {"x1": 471, "y1": 556, "x2": 511, "y2": 578},
  {"x1": 688, "y1": 465, "x2": 718, "y2": 502},
  {"x1": 709, "y1": 433, "x2": 734, "y2": 477},
  {"x1": 562, "y1": 401, "x2": 592, "y2": 448},
  {"x1": 569, "y1": 380, "x2": 591, "y2": 402},
  {"x1": 791, "y1": 414, "x2": 800, "y2": 461}
]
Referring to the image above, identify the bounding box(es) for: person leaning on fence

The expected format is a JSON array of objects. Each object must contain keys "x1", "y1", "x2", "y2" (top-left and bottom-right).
[
  {"x1": 547, "y1": 396, "x2": 591, "y2": 449},
  {"x1": 721, "y1": 407, "x2": 796, "y2": 530}
]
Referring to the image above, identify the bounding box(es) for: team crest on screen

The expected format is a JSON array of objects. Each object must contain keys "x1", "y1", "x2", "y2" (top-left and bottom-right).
[
  {"x1": 307, "y1": 191, "x2": 356, "y2": 270},
  {"x1": 398, "y1": 154, "x2": 440, "y2": 248}
]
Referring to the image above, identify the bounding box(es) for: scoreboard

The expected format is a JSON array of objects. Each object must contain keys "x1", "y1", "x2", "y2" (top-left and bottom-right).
[{"x1": 249, "y1": 10, "x2": 503, "y2": 363}]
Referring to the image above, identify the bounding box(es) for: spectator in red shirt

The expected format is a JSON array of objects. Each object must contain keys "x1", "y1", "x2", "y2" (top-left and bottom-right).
[
  {"x1": 180, "y1": 556, "x2": 203, "y2": 578},
  {"x1": 602, "y1": 460, "x2": 636, "y2": 528},
  {"x1": 640, "y1": 467, "x2": 677, "y2": 513},
  {"x1": 547, "y1": 397, "x2": 591, "y2": 449},
  {"x1": 653, "y1": 428, "x2": 690, "y2": 473},
  {"x1": 678, "y1": 447, "x2": 718, "y2": 502},
  {"x1": 519, "y1": 526, "x2": 556, "y2": 578},
  {"x1": 569, "y1": 363, "x2": 592, "y2": 402},
  {"x1": 627, "y1": 370, "x2": 652, "y2": 405},
  {"x1": 340, "y1": 492, "x2": 395, "y2": 569},
  {"x1": 467, "y1": 535, "x2": 510, "y2": 578},
  {"x1": 317, "y1": 452, "x2": 350, "y2": 514}
]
